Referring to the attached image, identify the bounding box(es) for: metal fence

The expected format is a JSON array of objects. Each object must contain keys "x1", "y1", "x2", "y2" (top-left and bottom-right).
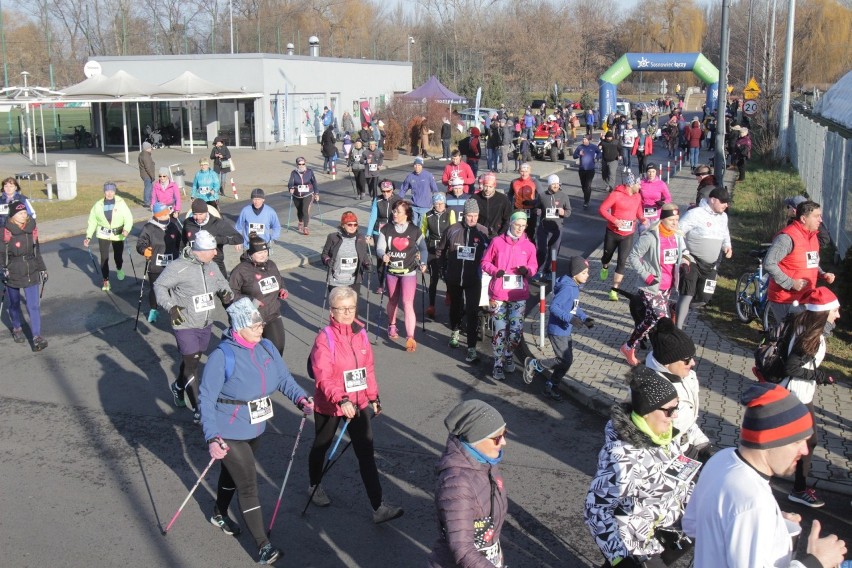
[{"x1": 789, "y1": 110, "x2": 852, "y2": 260}]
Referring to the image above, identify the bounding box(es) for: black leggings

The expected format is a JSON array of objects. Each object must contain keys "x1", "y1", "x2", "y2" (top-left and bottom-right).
[
  {"x1": 178, "y1": 353, "x2": 202, "y2": 410},
  {"x1": 216, "y1": 436, "x2": 268, "y2": 548},
  {"x1": 294, "y1": 195, "x2": 313, "y2": 226},
  {"x1": 262, "y1": 316, "x2": 286, "y2": 355},
  {"x1": 427, "y1": 256, "x2": 442, "y2": 306},
  {"x1": 147, "y1": 270, "x2": 162, "y2": 310},
  {"x1": 578, "y1": 169, "x2": 595, "y2": 205},
  {"x1": 354, "y1": 170, "x2": 366, "y2": 197},
  {"x1": 98, "y1": 238, "x2": 124, "y2": 280},
  {"x1": 601, "y1": 230, "x2": 634, "y2": 275},
  {"x1": 308, "y1": 411, "x2": 383, "y2": 510},
  {"x1": 447, "y1": 281, "x2": 481, "y2": 349},
  {"x1": 366, "y1": 177, "x2": 379, "y2": 199}
]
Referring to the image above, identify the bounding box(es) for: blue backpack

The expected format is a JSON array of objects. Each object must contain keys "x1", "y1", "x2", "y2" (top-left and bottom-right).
[{"x1": 217, "y1": 338, "x2": 276, "y2": 382}]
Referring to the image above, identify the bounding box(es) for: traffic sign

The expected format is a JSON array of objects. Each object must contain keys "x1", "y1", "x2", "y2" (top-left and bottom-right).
[
  {"x1": 743, "y1": 99, "x2": 758, "y2": 116},
  {"x1": 744, "y1": 77, "x2": 761, "y2": 100}
]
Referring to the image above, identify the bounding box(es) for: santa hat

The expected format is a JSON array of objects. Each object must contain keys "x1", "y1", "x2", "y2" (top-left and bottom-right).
[{"x1": 794, "y1": 287, "x2": 840, "y2": 312}]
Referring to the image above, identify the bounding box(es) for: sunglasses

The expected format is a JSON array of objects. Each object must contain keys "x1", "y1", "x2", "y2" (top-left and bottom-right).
[
  {"x1": 344, "y1": 222, "x2": 358, "y2": 227},
  {"x1": 658, "y1": 404, "x2": 679, "y2": 417},
  {"x1": 490, "y1": 431, "x2": 507, "y2": 444},
  {"x1": 681, "y1": 356, "x2": 695, "y2": 365}
]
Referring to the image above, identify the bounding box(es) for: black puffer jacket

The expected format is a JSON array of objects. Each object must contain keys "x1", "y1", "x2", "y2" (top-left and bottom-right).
[
  {"x1": 2, "y1": 217, "x2": 46, "y2": 288},
  {"x1": 228, "y1": 253, "x2": 287, "y2": 323},
  {"x1": 438, "y1": 222, "x2": 489, "y2": 287},
  {"x1": 320, "y1": 229, "x2": 371, "y2": 285},
  {"x1": 136, "y1": 219, "x2": 182, "y2": 275}
]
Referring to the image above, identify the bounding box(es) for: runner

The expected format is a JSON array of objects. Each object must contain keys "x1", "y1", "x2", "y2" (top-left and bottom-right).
[
  {"x1": 83, "y1": 181, "x2": 133, "y2": 292},
  {"x1": 376, "y1": 200, "x2": 428, "y2": 352},
  {"x1": 136, "y1": 203, "x2": 182, "y2": 323},
  {"x1": 347, "y1": 139, "x2": 367, "y2": 199},
  {"x1": 307, "y1": 286, "x2": 404, "y2": 524},
  {"x1": 421, "y1": 192, "x2": 454, "y2": 320},
  {"x1": 444, "y1": 175, "x2": 470, "y2": 219},
  {"x1": 183, "y1": 199, "x2": 244, "y2": 279},
  {"x1": 638, "y1": 163, "x2": 671, "y2": 229},
  {"x1": 471, "y1": 173, "x2": 511, "y2": 239},
  {"x1": 229, "y1": 234, "x2": 290, "y2": 355},
  {"x1": 506, "y1": 163, "x2": 540, "y2": 240},
  {"x1": 361, "y1": 140, "x2": 384, "y2": 199},
  {"x1": 154, "y1": 230, "x2": 233, "y2": 421},
  {"x1": 598, "y1": 172, "x2": 646, "y2": 301},
  {"x1": 286, "y1": 158, "x2": 319, "y2": 235},
  {"x1": 235, "y1": 189, "x2": 282, "y2": 248},
  {"x1": 199, "y1": 297, "x2": 314, "y2": 565},
  {"x1": 481, "y1": 211, "x2": 538, "y2": 380},
  {"x1": 1, "y1": 200, "x2": 48, "y2": 351},
  {"x1": 440, "y1": 150, "x2": 475, "y2": 194},
  {"x1": 438, "y1": 199, "x2": 489, "y2": 363},
  {"x1": 532, "y1": 174, "x2": 571, "y2": 281},
  {"x1": 320, "y1": 211, "x2": 372, "y2": 296}
]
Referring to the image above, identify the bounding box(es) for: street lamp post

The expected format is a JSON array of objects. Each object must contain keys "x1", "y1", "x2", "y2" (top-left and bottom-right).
[
  {"x1": 407, "y1": 36, "x2": 414, "y2": 62},
  {"x1": 229, "y1": 0, "x2": 234, "y2": 54}
]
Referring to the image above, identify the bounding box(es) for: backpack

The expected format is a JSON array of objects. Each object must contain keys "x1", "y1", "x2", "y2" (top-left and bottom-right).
[
  {"x1": 753, "y1": 319, "x2": 793, "y2": 383},
  {"x1": 218, "y1": 338, "x2": 276, "y2": 382}
]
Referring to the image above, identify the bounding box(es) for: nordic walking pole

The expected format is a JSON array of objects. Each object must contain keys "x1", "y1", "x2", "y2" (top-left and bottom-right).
[
  {"x1": 286, "y1": 192, "x2": 293, "y2": 232},
  {"x1": 420, "y1": 268, "x2": 427, "y2": 332},
  {"x1": 39, "y1": 272, "x2": 47, "y2": 299},
  {"x1": 267, "y1": 416, "x2": 306, "y2": 537},
  {"x1": 162, "y1": 452, "x2": 223, "y2": 535},
  {"x1": 86, "y1": 245, "x2": 101, "y2": 279},
  {"x1": 318, "y1": 262, "x2": 332, "y2": 330},
  {"x1": 373, "y1": 265, "x2": 386, "y2": 344},
  {"x1": 364, "y1": 265, "x2": 372, "y2": 338},
  {"x1": 303, "y1": 419, "x2": 350, "y2": 516},
  {"x1": 134, "y1": 260, "x2": 151, "y2": 331},
  {"x1": 0, "y1": 283, "x2": 6, "y2": 319},
  {"x1": 127, "y1": 239, "x2": 138, "y2": 281}
]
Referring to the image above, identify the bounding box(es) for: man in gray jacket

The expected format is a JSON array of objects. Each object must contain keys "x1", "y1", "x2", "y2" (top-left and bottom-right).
[
  {"x1": 154, "y1": 230, "x2": 233, "y2": 421},
  {"x1": 138, "y1": 141, "x2": 156, "y2": 206}
]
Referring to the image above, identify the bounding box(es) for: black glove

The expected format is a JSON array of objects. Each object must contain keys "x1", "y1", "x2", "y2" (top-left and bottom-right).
[
  {"x1": 219, "y1": 290, "x2": 234, "y2": 305},
  {"x1": 515, "y1": 266, "x2": 529, "y2": 277},
  {"x1": 169, "y1": 306, "x2": 186, "y2": 326},
  {"x1": 1, "y1": 268, "x2": 8, "y2": 283},
  {"x1": 584, "y1": 317, "x2": 595, "y2": 329},
  {"x1": 495, "y1": 270, "x2": 505, "y2": 279},
  {"x1": 40, "y1": 271, "x2": 48, "y2": 283},
  {"x1": 655, "y1": 199, "x2": 666, "y2": 208}
]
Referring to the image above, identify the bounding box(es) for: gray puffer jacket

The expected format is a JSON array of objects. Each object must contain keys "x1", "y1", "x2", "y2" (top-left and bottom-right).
[
  {"x1": 628, "y1": 222, "x2": 692, "y2": 294},
  {"x1": 428, "y1": 435, "x2": 508, "y2": 568},
  {"x1": 153, "y1": 247, "x2": 232, "y2": 330}
]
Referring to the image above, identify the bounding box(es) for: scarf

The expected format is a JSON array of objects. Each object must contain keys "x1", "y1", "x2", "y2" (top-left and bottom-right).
[
  {"x1": 462, "y1": 440, "x2": 503, "y2": 465},
  {"x1": 630, "y1": 411, "x2": 673, "y2": 447}
]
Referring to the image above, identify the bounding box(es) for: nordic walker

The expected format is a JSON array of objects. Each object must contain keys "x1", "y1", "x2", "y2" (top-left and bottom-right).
[
  {"x1": 598, "y1": 172, "x2": 646, "y2": 301},
  {"x1": 376, "y1": 200, "x2": 428, "y2": 352},
  {"x1": 620, "y1": 203, "x2": 691, "y2": 367},
  {"x1": 184, "y1": 199, "x2": 244, "y2": 279},
  {"x1": 287, "y1": 158, "x2": 320, "y2": 235},
  {"x1": 199, "y1": 297, "x2": 314, "y2": 565},
  {"x1": 154, "y1": 230, "x2": 233, "y2": 421},
  {"x1": 421, "y1": 192, "x2": 454, "y2": 320},
  {"x1": 361, "y1": 140, "x2": 384, "y2": 199},
  {"x1": 191, "y1": 157, "x2": 221, "y2": 210},
  {"x1": 151, "y1": 167, "x2": 182, "y2": 214},
  {"x1": 438, "y1": 199, "x2": 489, "y2": 364},
  {"x1": 229, "y1": 234, "x2": 289, "y2": 355},
  {"x1": 347, "y1": 139, "x2": 367, "y2": 199},
  {"x1": 83, "y1": 181, "x2": 133, "y2": 291},
  {"x1": 366, "y1": 180, "x2": 402, "y2": 293},
  {"x1": 235, "y1": 189, "x2": 282, "y2": 248},
  {"x1": 1, "y1": 177, "x2": 36, "y2": 229},
  {"x1": 307, "y1": 286, "x2": 404, "y2": 524},
  {"x1": 427, "y1": 400, "x2": 509, "y2": 567},
  {"x1": 1, "y1": 200, "x2": 48, "y2": 351},
  {"x1": 320, "y1": 211, "x2": 372, "y2": 295},
  {"x1": 444, "y1": 175, "x2": 470, "y2": 220},
  {"x1": 136, "y1": 203, "x2": 182, "y2": 323},
  {"x1": 532, "y1": 174, "x2": 571, "y2": 281},
  {"x1": 524, "y1": 257, "x2": 594, "y2": 401},
  {"x1": 481, "y1": 211, "x2": 538, "y2": 380}
]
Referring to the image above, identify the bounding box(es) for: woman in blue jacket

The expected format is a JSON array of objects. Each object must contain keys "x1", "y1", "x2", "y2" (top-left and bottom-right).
[
  {"x1": 199, "y1": 298, "x2": 314, "y2": 565},
  {"x1": 191, "y1": 157, "x2": 221, "y2": 210}
]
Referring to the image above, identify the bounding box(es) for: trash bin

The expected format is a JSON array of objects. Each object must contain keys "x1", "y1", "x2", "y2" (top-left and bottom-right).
[
  {"x1": 55, "y1": 160, "x2": 77, "y2": 200},
  {"x1": 170, "y1": 164, "x2": 186, "y2": 196}
]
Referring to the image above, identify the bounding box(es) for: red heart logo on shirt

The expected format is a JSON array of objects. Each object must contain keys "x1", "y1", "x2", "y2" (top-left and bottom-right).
[
  {"x1": 256, "y1": 274, "x2": 262, "y2": 280},
  {"x1": 391, "y1": 236, "x2": 409, "y2": 251}
]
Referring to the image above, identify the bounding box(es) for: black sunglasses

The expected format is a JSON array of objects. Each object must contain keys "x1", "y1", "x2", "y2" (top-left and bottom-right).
[{"x1": 658, "y1": 405, "x2": 679, "y2": 417}]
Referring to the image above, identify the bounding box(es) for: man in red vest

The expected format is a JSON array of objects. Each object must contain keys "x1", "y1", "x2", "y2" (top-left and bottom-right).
[{"x1": 764, "y1": 200, "x2": 835, "y2": 322}]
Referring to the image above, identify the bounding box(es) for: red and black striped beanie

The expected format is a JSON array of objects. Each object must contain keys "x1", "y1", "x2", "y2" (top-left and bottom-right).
[{"x1": 740, "y1": 384, "x2": 813, "y2": 449}]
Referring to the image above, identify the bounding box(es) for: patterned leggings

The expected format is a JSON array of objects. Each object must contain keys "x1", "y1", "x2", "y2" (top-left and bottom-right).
[
  {"x1": 627, "y1": 289, "x2": 671, "y2": 349},
  {"x1": 491, "y1": 300, "x2": 525, "y2": 366}
]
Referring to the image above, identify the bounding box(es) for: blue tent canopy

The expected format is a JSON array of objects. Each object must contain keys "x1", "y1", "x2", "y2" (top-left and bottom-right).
[{"x1": 401, "y1": 76, "x2": 468, "y2": 105}]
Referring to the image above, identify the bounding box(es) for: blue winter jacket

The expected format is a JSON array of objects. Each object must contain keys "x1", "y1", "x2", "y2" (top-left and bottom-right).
[
  {"x1": 199, "y1": 331, "x2": 308, "y2": 443},
  {"x1": 400, "y1": 170, "x2": 439, "y2": 208},
  {"x1": 572, "y1": 143, "x2": 601, "y2": 171},
  {"x1": 547, "y1": 275, "x2": 589, "y2": 336},
  {"x1": 235, "y1": 204, "x2": 282, "y2": 246}
]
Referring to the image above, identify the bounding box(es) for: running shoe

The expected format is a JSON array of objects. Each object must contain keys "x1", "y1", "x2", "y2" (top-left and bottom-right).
[
  {"x1": 32, "y1": 336, "x2": 48, "y2": 352},
  {"x1": 608, "y1": 290, "x2": 619, "y2": 301},
  {"x1": 406, "y1": 337, "x2": 417, "y2": 352},
  {"x1": 388, "y1": 324, "x2": 399, "y2": 340},
  {"x1": 426, "y1": 305, "x2": 435, "y2": 319},
  {"x1": 11, "y1": 327, "x2": 25, "y2": 343},
  {"x1": 465, "y1": 348, "x2": 479, "y2": 363},
  {"x1": 308, "y1": 485, "x2": 331, "y2": 507},
  {"x1": 599, "y1": 267, "x2": 609, "y2": 281},
  {"x1": 257, "y1": 543, "x2": 282, "y2": 565},
  {"x1": 193, "y1": 412, "x2": 201, "y2": 425},
  {"x1": 449, "y1": 330, "x2": 460, "y2": 348},
  {"x1": 493, "y1": 365, "x2": 505, "y2": 381},
  {"x1": 210, "y1": 513, "x2": 242, "y2": 536},
  {"x1": 523, "y1": 357, "x2": 539, "y2": 384},
  {"x1": 620, "y1": 343, "x2": 639, "y2": 367},
  {"x1": 171, "y1": 381, "x2": 186, "y2": 408},
  {"x1": 116, "y1": 269, "x2": 126, "y2": 281},
  {"x1": 372, "y1": 502, "x2": 404, "y2": 524},
  {"x1": 788, "y1": 489, "x2": 825, "y2": 508},
  {"x1": 102, "y1": 279, "x2": 111, "y2": 292},
  {"x1": 542, "y1": 382, "x2": 563, "y2": 401},
  {"x1": 303, "y1": 226, "x2": 310, "y2": 236},
  {"x1": 147, "y1": 309, "x2": 159, "y2": 323}
]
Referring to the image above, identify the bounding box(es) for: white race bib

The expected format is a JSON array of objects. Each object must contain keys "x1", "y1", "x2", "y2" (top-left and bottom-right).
[
  {"x1": 805, "y1": 251, "x2": 819, "y2": 269},
  {"x1": 663, "y1": 454, "x2": 702, "y2": 483},
  {"x1": 199, "y1": 186, "x2": 212, "y2": 196},
  {"x1": 248, "y1": 396, "x2": 274, "y2": 424},
  {"x1": 297, "y1": 184, "x2": 309, "y2": 194},
  {"x1": 703, "y1": 279, "x2": 717, "y2": 294},
  {"x1": 662, "y1": 248, "x2": 678, "y2": 265},
  {"x1": 0, "y1": 204, "x2": 8, "y2": 215},
  {"x1": 248, "y1": 222, "x2": 265, "y2": 236},
  {"x1": 258, "y1": 276, "x2": 279, "y2": 294},
  {"x1": 389, "y1": 260, "x2": 404, "y2": 270},
  {"x1": 457, "y1": 246, "x2": 475, "y2": 261},
  {"x1": 155, "y1": 253, "x2": 173, "y2": 267},
  {"x1": 97, "y1": 226, "x2": 115, "y2": 239},
  {"x1": 192, "y1": 292, "x2": 215, "y2": 312},
  {"x1": 545, "y1": 207, "x2": 559, "y2": 219},
  {"x1": 368, "y1": 163, "x2": 378, "y2": 172},
  {"x1": 343, "y1": 367, "x2": 368, "y2": 393},
  {"x1": 502, "y1": 275, "x2": 523, "y2": 290},
  {"x1": 339, "y1": 257, "x2": 357, "y2": 272},
  {"x1": 617, "y1": 220, "x2": 634, "y2": 231},
  {"x1": 644, "y1": 207, "x2": 658, "y2": 217}
]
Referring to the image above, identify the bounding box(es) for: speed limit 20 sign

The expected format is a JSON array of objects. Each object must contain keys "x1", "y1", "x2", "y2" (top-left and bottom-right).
[{"x1": 743, "y1": 99, "x2": 758, "y2": 116}]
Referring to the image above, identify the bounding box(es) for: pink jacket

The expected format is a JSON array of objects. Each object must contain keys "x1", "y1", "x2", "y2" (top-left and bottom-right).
[
  {"x1": 639, "y1": 178, "x2": 672, "y2": 221},
  {"x1": 310, "y1": 318, "x2": 378, "y2": 416},
  {"x1": 481, "y1": 232, "x2": 538, "y2": 302},
  {"x1": 151, "y1": 180, "x2": 182, "y2": 211}
]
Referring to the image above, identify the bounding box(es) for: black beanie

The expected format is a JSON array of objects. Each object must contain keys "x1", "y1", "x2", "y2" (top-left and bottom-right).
[
  {"x1": 248, "y1": 233, "x2": 269, "y2": 255},
  {"x1": 630, "y1": 366, "x2": 678, "y2": 416},
  {"x1": 569, "y1": 256, "x2": 589, "y2": 277},
  {"x1": 191, "y1": 199, "x2": 208, "y2": 213},
  {"x1": 649, "y1": 317, "x2": 696, "y2": 365}
]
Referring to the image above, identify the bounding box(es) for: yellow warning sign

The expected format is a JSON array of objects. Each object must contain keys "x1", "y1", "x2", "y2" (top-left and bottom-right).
[{"x1": 743, "y1": 77, "x2": 761, "y2": 100}]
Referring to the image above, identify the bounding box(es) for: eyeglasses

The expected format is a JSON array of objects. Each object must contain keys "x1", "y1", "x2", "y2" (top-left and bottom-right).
[
  {"x1": 249, "y1": 321, "x2": 266, "y2": 330},
  {"x1": 344, "y1": 223, "x2": 358, "y2": 227},
  {"x1": 490, "y1": 431, "x2": 507, "y2": 444},
  {"x1": 331, "y1": 306, "x2": 357, "y2": 314},
  {"x1": 296, "y1": 162, "x2": 306, "y2": 166},
  {"x1": 658, "y1": 404, "x2": 679, "y2": 417}
]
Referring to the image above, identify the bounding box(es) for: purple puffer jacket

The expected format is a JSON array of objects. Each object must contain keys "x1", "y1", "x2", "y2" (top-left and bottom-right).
[
  {"x1": 428, "y1": 435, "x2": 508, "y2": 568},
  {"x1": 480, "y1": 232, "x2": 538, "y2": 302}
]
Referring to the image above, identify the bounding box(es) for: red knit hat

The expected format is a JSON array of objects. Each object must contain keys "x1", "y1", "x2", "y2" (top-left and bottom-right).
[
  {"x1": 740, "y1": 383, "x2": 813, "y2": 449},
  {"x1": 340, "y1": 211, "x2": 358, "y2": 225},
  {"x1": 797, "y1": 287, "x2": 840, "y2": 312}
]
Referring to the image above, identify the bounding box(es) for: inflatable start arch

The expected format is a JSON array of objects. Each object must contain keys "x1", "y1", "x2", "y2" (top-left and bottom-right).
[{"x1": 598, "y1": 53, "x2": 720, "y2": 119}]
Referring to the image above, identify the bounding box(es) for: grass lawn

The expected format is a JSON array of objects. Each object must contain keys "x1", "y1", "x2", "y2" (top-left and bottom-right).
[
  {"x1": 31, "y1": 184, "x2": 147, "y2": 223},
  {"x1": 698, "y1": 161, "x2": 851, "y2": 381}
]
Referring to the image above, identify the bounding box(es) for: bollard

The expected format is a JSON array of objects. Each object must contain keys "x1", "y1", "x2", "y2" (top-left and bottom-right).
[
  {"x1": 678, "y1": 151, "x2": 682, "y2": 172},
  {"x1": 539, "y1": 284, "x2": 546, "y2": 348},
  {"x1": 331, "y1": 159, "x2": 336, "y2": 181},
  {"x1": 231, "y1": 178, "x2": 239, "y2": 199},
  {"x1": 666, "y1": 161, "x2": 671, "y2": 184},
  {"x1": 551, "y1": 248, "x2": 557, "y2": 291}
]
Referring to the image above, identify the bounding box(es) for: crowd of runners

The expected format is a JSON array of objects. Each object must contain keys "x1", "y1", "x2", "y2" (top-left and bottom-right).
[{"x1": 1, "y1": 97, "x2": 847, "y2": 567}]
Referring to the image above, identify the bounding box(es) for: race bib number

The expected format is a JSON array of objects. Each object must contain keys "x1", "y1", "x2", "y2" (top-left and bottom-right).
[
  {"x1": 644, "y1": 207, "x2": 658, "y2": 217},
  {"x1": 368, "y1": 163, "x2": 378, "y2": 172},
  {"x1": 473, "y1": 516, "x2": 504, "y2": 567},
  {"x1": 389, "y1": 260, "x2": 404, "y2": 270},
  {"x1": 258, "y1": 276, "x2": 279, "y2": 294},
  {"x1": 343, "y1": 367, "x2": 368, "y2": 393},
  {"x1": 192, "y1": 292, "x2": 215, "y2": 312},
  {"x1": 545, "y1": 207, "x2": 559, "y2": 219},
  {"x1": 805, "y1": 251, "x2": 819, "y2": 268},
  {"x1": 457, "y1": 246, "x2": 476, "y2": 261},
  {"x1": 248, "y1": 396, "x2": 274, "y2": 424},
  {"x1": 703, "y1": 279, "x2": 717, "y2": 294},
  {"x1": 97, "y1": 226, "x2": 115, "y2": 239},
  {"x1": 248, "y1": 222, "x2": 266, "y2": 236},
  {"x1": 339, "y1": 257, "x2": 357, "y2": 272},
  {"x1": 502, "y1": 275, "x2": 523, "y2": 290},
  {"x1": 617, "y1": 220, "x2": 634, "y2": 231},
  {"x1": 199, "y1": 186, "x2": 212, "y2": 196},
  {"x1": 663, "y1": 454, "x2": 702, "y2": 483},
  {"x1": 155, "y1": 253, "x2": 173, "y2": 267},
  {"x1": 297, "y1": 184, "x2": 309, "y2": 194},
  {"x1": 0, "y1": 203, "x2": 8, "y2": 215},
  {"x1": 662, "y1": 248, "x2": 678, "y2": 265}
]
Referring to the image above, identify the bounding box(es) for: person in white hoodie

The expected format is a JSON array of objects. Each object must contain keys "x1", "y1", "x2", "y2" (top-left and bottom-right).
[{"x1": 674, "y1": 186, "x2": 732, "y2": 328}]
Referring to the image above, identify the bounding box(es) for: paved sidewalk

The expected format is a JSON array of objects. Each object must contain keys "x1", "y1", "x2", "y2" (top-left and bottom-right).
[{"x1": 523, "y1": 154, "x2": 852, "y2": 496}]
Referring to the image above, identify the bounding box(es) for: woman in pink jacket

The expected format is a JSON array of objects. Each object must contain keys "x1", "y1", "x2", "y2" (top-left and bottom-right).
[
  {"x1": 598, "y1": 172, "x2": 647, "y2": 301},
  {"x1": 150, "y1": 166, "x2": 182, "y2": 216},
  {"x1": 481, "y1": 211, "x2": 538, "y2": 381},
  {"x1": 638, "y1": 163, "x2": 671, "y2": 228},
  {"x1": 306, "y1": 286, "x2": 404, "y2": 524}
]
